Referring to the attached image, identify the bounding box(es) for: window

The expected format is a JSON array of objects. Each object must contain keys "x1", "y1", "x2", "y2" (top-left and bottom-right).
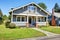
[
  {"x1": 17, "y1": 17, "x2": 20, "y2": 21},
  {"x1": 13, "y1": 15, "x2": 16, "y2": 22},
  {"x1": 45, "y1": 17, "x2": 46, "y2": 21},
  {"x1": 16, "y1": 16, "x2": 27, "y2": 22},
  {"x1": 22, "y1": 17, "x2": 24, "y2": 21},
  {"x1": 38, "y1": 17, "x2": 46, "y2": 22},
  {"x1": 28, "y1": 6, "x2": 35, "y2": 12},
  {"x1": 38, "y1": 17, "x2": 40, "y2": 22}
]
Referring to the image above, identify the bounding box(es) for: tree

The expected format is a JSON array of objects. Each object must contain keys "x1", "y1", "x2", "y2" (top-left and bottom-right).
[
  {"x1": 8, "y1": 14, "x2": 11, "y2": 21},
  {"x1": 0, "y1": 9, "x2": 3, "y2": 24},
  {"x1": 38, "y1": 3, "x2": 47, "y2": 10},
  {"x1": 2, "y1": 15, "x2": 8, "y2": 20},
  {"x1": 0, "y1": 9, "x2": 3, "y2": 17},
  {"x1": 54, "y1": 3, "x2": 60, "y2": 12}
]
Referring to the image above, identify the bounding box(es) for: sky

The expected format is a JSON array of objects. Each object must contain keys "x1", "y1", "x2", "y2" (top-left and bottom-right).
[{"x1": 0, "y1": 0, "x2": 60, "y2": 15}]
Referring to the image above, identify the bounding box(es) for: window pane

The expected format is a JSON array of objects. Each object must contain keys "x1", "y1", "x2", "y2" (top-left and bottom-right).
[
  {"x1": 13, "y1": 16, "x2": 16, "y2": 22},
  {"x1": 28, "y1": 6, "x2": 35, "y2": 12},
  {"x1": 17, "y1": 17, "x2": 20, "y2": 21},
  {"x1": 45, "y1": 17, "x2": 46, "y2": 21},
  {"x1": 38, "y1": 18, "x2": 40, "y2": 22},
  {"x1": 22, "y1": 17, "x2": 24, "y2": 21}
]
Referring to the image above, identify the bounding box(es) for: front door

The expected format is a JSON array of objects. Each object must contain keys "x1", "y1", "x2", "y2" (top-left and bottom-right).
[
  {"x1": 29, "y1": 17, "x2": 36, "y2": 26},
  {"x1": 29, "y1": 17, "x2": 31, "y2": 24}
]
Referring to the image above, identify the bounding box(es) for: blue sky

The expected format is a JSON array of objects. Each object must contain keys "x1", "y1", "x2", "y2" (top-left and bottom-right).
[{"x1": 0, "y1": 0, "x2": 60, "y2": 15}]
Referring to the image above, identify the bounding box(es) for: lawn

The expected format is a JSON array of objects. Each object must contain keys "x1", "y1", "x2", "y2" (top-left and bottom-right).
[
  {"x1": 40, "y1": 26, "x2": 60, "y2": 34},
  {"x1": 0, "y1": 24, "x2": 46, "y2": 40}
]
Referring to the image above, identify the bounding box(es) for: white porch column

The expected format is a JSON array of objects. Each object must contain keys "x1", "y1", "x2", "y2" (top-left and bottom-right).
[
  {"x1": 11, "y1": 11, "x2": 13, "y2": 23},
  {"x1": 36, "y1": 16, "x2": 38, "y2": 28},
  {"x1": 46, "y1": 15, "x2": 48, "y2": 26},
  {"x1": 26, "y1": 16, "x2": 29, "y2": 27}
]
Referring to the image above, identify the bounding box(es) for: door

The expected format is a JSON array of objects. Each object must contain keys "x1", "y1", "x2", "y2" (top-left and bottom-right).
[
  {"x1": 29, "y1": 17, "x2": 31, "y2": 24},
  {"x1": 28, "y1": 17, "x2": 36, "y2": 26},
  {"x1": 31, "y1": 17, "x2": 36, "y2": 26}
]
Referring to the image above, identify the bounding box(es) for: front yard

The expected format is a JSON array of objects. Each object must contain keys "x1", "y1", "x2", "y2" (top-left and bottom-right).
[
  {"x1": 0, "y1": 24, "x2": 46, "y2": 40},
  {"x1": 40, "y1": 26, "x2": 60, "y2": 34}
]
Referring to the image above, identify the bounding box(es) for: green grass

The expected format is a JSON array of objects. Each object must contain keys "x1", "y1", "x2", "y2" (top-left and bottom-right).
[
  {"x1": 40, "y1": 26, "x2": 60, "y2": 34},
  {"x1": 0, "y1": 24, "x2": 46, "y2": 40}
]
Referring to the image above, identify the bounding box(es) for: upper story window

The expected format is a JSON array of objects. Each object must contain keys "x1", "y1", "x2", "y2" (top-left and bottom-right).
[{"x1": 28, "y1": 6, "x2": 36, "y2": 12}]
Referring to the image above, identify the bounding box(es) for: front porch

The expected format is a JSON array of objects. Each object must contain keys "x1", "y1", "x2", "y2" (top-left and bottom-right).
[{"x1": 11, "y1": 15, "x2": 48, "y2": 27}]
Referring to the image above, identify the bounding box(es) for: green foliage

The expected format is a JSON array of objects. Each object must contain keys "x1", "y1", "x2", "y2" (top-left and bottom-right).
[
  {"x1": 9, "y1": 23, "x2": 16, "y2": 28},
  {"x1": 0, "y1": 17, "x2": 3, "y2": 24},
  {"x1": 0, "y1": 9, "x2": 3, "y2": 24},
  {"x1": 5, "y1": 20, "x2": 10, "y2": 28},
  {"x1": 54, "y1": 3, "x2": 60, "y2": 12},
  {"x1": 8, "y1": 15, "x2": 11, "y2": 22},
  {"x1": 2, "y1": 15, "x2": 8, "y2": 20},
  {"x1": 38, "y1": 3, "x2": 47, "y2": 10},
  {"x1": 39, "y1": 26, "x2": 48, "y2": 28},
  {"x1": 0, "y1": 9, "x2": 3, "y2": 17}
]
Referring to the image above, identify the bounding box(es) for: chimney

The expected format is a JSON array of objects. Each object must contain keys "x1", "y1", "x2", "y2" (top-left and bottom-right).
[{"x1": 51, "y1": 9, "x2": 56, "y2": 26}]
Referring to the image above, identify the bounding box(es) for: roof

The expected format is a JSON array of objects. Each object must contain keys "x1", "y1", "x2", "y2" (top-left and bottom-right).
[
  {"x1": 9, "y1": 2, "x2": 50, "y2": 15},
  {"x1": 54, "y1": 12, "x2": 60, "y2": 18},
  {"x1": 13, "y1": 12, "x2": 47, "y2": 17}
]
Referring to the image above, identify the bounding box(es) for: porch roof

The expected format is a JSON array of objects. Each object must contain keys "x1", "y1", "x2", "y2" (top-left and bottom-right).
[{"x1": 13, "y1": 13, "x2": 47, "y2": 17}]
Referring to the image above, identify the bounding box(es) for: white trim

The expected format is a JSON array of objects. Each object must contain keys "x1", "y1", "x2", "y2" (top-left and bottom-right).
[{"x1": 13, "y1": 14, "x2": 47, "y2": 17}]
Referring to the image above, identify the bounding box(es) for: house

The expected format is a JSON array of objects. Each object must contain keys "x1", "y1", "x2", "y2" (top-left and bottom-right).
[
  {"x1": 9, "y1": 2, "x2": 50, "y2": 27},
  {"x1": 48, "y1": 9, "x2": 60, "y2": 26}
]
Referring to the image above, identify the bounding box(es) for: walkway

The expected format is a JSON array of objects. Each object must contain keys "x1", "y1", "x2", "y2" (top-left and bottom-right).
[
  {"x1": 18, "y1": 35, "x2": 60, "y2": 40},
  {"x1": 32, "y1": 28, "x2": 58, "y2": 36}
]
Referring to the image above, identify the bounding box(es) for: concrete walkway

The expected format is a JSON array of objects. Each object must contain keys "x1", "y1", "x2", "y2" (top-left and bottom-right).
[
  {"x1": 18, "y1": 35, "x2": 60, "y2": 40},
  {"x1": 32, "y1": 28, "x2": 58, "y2": 36}
]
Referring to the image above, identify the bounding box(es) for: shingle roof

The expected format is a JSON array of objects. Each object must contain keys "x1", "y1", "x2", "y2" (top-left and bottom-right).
[{"x1": 9, "y1": 2, "x2": 50, "y2": 15}]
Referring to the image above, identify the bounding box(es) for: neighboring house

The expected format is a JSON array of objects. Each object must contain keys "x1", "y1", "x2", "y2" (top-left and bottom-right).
[
  {"x1": 9, "y1": 2, "x2": 50, "y2": 27},
  {"x1": 48, "y1": 12, "x2": 60, "y2": 26}
]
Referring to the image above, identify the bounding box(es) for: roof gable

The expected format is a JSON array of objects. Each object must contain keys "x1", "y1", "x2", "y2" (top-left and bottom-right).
[{"x1": 10, "y1": 2, "x2": 50, "y2": 15}]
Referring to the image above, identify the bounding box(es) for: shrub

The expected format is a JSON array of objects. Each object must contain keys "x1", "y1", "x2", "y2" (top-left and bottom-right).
[
  {"x1": 39, "y1": 25, "x2": 47, "y2": 28},
  {"x1": 9, "y1": 23, "x2": 16, "y2": 28},
  {"x1": 0, "y1": 17, "x2": 3, "y2": 24},
  {"x1": 0, "y1": 20, "x2": 3, "y2": 24},
  {"x1": 5, "y1": 20, "x2": 10, "y2": 28}
]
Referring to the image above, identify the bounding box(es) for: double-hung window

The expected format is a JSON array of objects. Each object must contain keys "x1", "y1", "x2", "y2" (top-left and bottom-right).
[{"x1": 17, "y1": 17, "x2": 20, "y2": 22}]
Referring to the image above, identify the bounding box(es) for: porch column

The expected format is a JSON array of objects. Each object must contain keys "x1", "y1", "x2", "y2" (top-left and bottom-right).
[
  {"x1": 36, "y1": 16, "x2": 38, "y2": 28},
  {"x1": 11, "y1": 11, "x2": 13, "y2": 23},
  {"x1": 46, "y1": 15, "x2": 48, "y2": 26},
  {"x1": 26, "y1": 16, "x2": 29, "y2": 27}
]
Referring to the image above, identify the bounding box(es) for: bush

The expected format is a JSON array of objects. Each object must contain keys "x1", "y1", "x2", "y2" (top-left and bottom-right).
[
  {"x1": 9, "y1": 23, "x2": 16, "y2": 28},
  {"x1": 39, "y1": 25, "x2": 48, "y2": 28},
  {"x1": 0, "y1": 17, "x2": 3, "y2": 24},
  {"x1": 5, "y1": 20, "x2": 10, "y2": 28},
  {"x1": 0, "y1": 20, "x2": 3, "y2": 24}
]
